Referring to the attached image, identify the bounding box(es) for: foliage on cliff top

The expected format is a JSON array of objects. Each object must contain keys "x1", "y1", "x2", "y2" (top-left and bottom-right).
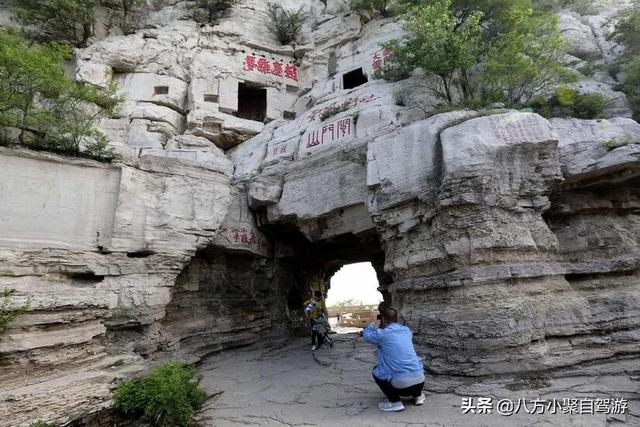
[
  {"x1": 528, "y1": 87, "x2": 612, "y2": 119},
  {"x1": 194, "y1": 0, "x2": 237, "y2": 24},
  {"x1": 0, "y1": 29, "x2": 119, "y2": 161},
  {"x1": 114, "y1": 362, "x2": 207, "y2": 427},
  {"x1": 11, "y1": 0, "x2": 99, "y2": 47},
  {"x1": 266, "y1": 3, "x2": 306, "y2": 45},
  {"x1": 383, "y1": 0, "x2": 576, "y2": 110},
  {"x1": 351, "y1": 0, "x2": 400, "y2": 18},
  {"x1": 607, "y1": 0, "x2": 640, "y2": 120},
  {"x1": 12, "y1": 0, "x2": 151, "y2": 45}
]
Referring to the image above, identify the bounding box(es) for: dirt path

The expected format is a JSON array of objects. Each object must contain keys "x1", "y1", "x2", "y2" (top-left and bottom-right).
[{"x1": 195, "y1": 333, "x2": 636, "y2": 426}]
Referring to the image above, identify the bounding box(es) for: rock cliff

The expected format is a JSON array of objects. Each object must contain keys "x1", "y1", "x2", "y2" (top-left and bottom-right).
[{"x1": 0, "y1": 0, "x2": 639, "y2": 425}]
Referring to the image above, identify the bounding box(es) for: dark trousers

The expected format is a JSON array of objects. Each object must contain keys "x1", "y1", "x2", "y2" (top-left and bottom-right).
[
  {"x1": 373, "y1": 373, "x2": 424, "y2": 403},
  {"x1": 312, "y1": 330, "x2": 324, "y2": 347}
]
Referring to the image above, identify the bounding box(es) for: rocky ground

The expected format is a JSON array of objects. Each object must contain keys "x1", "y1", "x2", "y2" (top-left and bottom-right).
[{"x1": 196, "y1": 333, "x2": 638, "y2": 426}]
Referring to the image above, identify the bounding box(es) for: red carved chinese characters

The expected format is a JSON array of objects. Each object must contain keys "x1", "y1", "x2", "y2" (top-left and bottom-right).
[
  {"x1": 256, "y1": 58, "x2": 271, "y2": 74},
  {"x1": 337, "y1": 118, "x2": 351, "y2": 138},
  {"x1": 372, "y1": 48, "x2": 393, "y2": 74},
  {"x1": 271, "y1": 61, "x2": 283, "y2": 77},
  {"x1": 284, "y1": 64, "x2": 298, "y2": 82},
  {"x1": 305, "y1": 117, "x2": 353, "y2": 150},
  {"x1": 307, "y1": 130, "x2": 321, "y2": 148},
  {"x1": 243, "y1": 56, "x2": 257, "y2": 71},
  {"x1": 306, "y1": 94, "x2": 378, "y2": 122},
  {"x1": 243, "y1": 55, "x2": 298, "y2": 82},
  {"x1": 218, "y1": 226, "x2": 270, "y2": 251},
  {"x1": 372, "y1": 52, "x2": 383, "y2": 73}
]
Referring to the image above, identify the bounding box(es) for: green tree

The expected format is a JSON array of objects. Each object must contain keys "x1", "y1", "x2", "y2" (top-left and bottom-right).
[
  {"x1": 0, "y1": 29, "x2": 119, "y2": 159},
  {"x1": 480, "y1": 7, "x2": 575, "y2": 105},
  {"x1": 619, "y1": 56, "x2": 640, "y2": 121},
  {"x1": 50, "y1": 83, "x2": 120, "y2": 157},
  {"x1": 385, "y1": 0, "x2": 482, "y2": 103},
  {"x1": 402, "y1": 0, "x2": 531, "y2": 39},
  {"x1": 386, "y1": 0, "x2": 573, "y2": 108},
  {"x1": 12, "y1": 0, "x2": 99, "y2": 47},
  {"x1": 607, "y1": 0, "x2": 640, "y2": 56},
  {"x1": 0, "y1": 29, "x2": 70, "y2": 144},
  {"x1": 607, "y1": 1, "x2": 640, "y2": 120}
]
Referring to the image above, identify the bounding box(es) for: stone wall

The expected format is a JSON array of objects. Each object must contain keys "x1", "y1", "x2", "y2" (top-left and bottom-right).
[
  {"x1": 0, "y1": 145, "x2": 238, "y2": 425},
  {"x1": 1, "y1": 0, "x2": 640, "y2": 424},
  {"x1": 0, "y1": 149, "x2": 120, "y2": 251}
]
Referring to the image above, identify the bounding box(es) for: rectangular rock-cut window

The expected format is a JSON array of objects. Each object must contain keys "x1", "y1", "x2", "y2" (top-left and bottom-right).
[
  {"x1": 236, "y1": 82, "x2": 267, "y2": 122},
  {"x1": 154, "y1": 86, "x2": 169, "y2": 95},
  {"x1": 343, "y1": 68, "x2": 368, "y2": 90},
  {"x1": 203, "y1": 94, "x2": 219, "y2": 103},
  {"x1": 283, "y1": 111, "x2": 296, "y2": 120}
]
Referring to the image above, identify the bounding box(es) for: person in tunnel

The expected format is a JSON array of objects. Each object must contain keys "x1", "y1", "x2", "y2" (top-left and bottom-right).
[
  {"x1": 311, "y1": 312, "x2": 333, "y2": 350},
  {"x1": 304, "y1": 290, "x2": 328, "y2": 351},
  {"x1": 361, "y1": 305, "x2": 426, "y2": 412}
]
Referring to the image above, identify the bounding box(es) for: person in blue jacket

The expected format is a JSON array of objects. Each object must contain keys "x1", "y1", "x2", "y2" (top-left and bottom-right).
[{"x1": 362, "y1": 305, "x2": 425, "y2": 412}]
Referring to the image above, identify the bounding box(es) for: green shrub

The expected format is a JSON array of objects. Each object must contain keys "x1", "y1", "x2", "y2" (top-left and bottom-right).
[
  {"x1": 527, "y1": 89, "x2": 611, "y2": 119},
  {"x1": 555, "y1": 86, "x2": 577, "y2": 107},
  {"x1": 351, "y1": 0, "x2": 398, "y2": 18},
  {"x1": 0, "y1": 288, "x2": 30, "y2": 344},
  {"x1": 266, "y1": 3, "x2": 306, "y2": 45},
  {"x1": 103, "y1": 0, "x2": 148, "y2": 35},
  {"x1": 114, "y1": 362, "x2": 206, "y2": 427},
  {"x1": 573, "y1": 93, "x2": 611, "y2": 119},
  {"x1": 320, "y1": 103, "x2": 350, "y2": 121},
  {"x1": 394, "y1": 87, "x2": 409, "y2": 107},
  {"x1": 11, "y1": 0, "x2": 99, "y2": 47},
  {"x1": 195, "y1": 0, "x2": 237, "y2": 24},
  {"x1": 577, "y1": 63, "x2": 596, "y2": 77},
  {"x1": 372, "y1": 61, "x2": 412, "y2": 81},
  {"x1": 603, "y1": 137, "x2": 633, "y2": 151}
]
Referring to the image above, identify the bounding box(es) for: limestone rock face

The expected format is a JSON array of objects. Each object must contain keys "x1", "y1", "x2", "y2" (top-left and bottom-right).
[
  {"x1": 1, "y1": 0, "x2": 640, "y2": 425},
  {"x1": 0, "y1": 146, "x2": 232, "y2": 425},
  {"x1": 558, "y1": 11, "x2": 601, "y2": 59}
]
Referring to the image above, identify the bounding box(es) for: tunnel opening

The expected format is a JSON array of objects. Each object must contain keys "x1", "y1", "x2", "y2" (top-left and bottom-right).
[
  {"x1": 142, "y1": 208, "x2": 391, "y2": 359},
  {"x1": 326, "y1": 262, "x2": 383, "y2": 332}
]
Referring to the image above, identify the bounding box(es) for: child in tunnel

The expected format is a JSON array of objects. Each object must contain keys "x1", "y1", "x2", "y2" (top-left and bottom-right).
[
  {"x1": 304, "y1": 291, "x2": 330, "y2": 350},
  {"x1": 312, "y1": 313, "x2": 334, "y2": 350}
]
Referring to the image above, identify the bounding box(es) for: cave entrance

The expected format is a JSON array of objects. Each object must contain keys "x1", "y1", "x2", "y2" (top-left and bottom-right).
[
  {"x1": 326, "y1": 262, "x2": 383, "y2": 333},
  {"x1": 342, "y1": 67, "x2": 368, "y2": 90},
  {"x1": 236, "y1": 82, "x2": 267, "y2": 122}
]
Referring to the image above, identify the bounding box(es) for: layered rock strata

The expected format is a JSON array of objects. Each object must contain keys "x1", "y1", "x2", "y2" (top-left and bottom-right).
[{"x1": 0, "y1": 0, "x2": 639, "y2": 425}]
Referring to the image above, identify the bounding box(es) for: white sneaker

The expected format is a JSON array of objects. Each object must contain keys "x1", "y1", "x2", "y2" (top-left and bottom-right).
[
  {"x1": 311, "y1": 345, "x2": 316, "y2": 351},
  {"x1": 414, "y1": 393, "x2": 425, "y2": 405},
  {"x1": 378, "y1": 400, "x2": 405, "y2": 412}
]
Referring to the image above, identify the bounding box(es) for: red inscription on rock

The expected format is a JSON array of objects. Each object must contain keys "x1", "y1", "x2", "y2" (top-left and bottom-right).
[{"x1": 243, "y1": 55, "x2": 298, "y2": 82}]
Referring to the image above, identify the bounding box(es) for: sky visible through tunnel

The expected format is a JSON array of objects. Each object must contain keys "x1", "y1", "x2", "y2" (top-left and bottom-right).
[{"x1": 326, "y1": 262, "x2": 383, "y2": 307}]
